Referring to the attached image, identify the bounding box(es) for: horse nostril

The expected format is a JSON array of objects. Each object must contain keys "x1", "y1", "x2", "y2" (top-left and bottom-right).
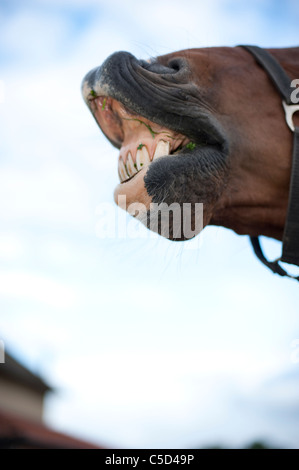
[
  {"x1": 167, "y1": 59, "x2": 181, "y2": 72},
  {"x1": 140, "y1": 61, "x2": 176, "y2": 74},
  {"x1": 139, "y1": 57, "x2": 189, "y2": 79}
]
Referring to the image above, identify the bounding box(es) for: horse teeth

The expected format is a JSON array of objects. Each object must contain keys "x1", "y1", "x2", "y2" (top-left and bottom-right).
[
  {"x1": 136, "y1": 146, "x2": 150, "y2": 170},
  {"x1": 118, "y1": 158, "x2": 128, "y2": 182},
  {"x1": 126, "y1": 152, "x2": 137, "y2": 177},
  {"x1": 118, "y1": 140, "x2": 172, "y2": 183},
  {"x1": 153, "y1": 140, "x2": 170, "y2": 160}
]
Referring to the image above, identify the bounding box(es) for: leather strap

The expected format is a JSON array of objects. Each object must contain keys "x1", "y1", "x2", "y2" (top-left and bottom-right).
[
  {"x1": 281, "y1": 127, "x2": 299, "y2": 266},
  {"x1": 250, "y1": 236, "x2": 299, "y2": 281},
  {"x1": 240, "y1": 45, "x2": 299, "y2": 280},
  {"x1": 241, "y1": 45, "x2": 293, "y2": 104}
]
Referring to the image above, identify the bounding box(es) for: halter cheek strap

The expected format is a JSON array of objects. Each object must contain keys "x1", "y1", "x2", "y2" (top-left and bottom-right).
[{"x1": 239, "y1": 45, "x2": 299, "y2": 281}]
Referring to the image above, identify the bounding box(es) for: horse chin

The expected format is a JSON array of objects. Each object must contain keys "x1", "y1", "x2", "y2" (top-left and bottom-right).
[
  {"x1": 112, "y1": 142, "x2": 229, "y2": 241},
  {"x1": 113, "y1": 165, "x2": 152, "y2": 211}
]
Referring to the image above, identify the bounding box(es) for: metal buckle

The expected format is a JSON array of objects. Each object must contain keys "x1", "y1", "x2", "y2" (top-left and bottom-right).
[{"x1": 282, "y1": 100, "x2": 299, "y2": 132}]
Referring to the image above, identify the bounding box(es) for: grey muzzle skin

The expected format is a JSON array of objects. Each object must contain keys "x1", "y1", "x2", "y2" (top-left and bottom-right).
[
  {"x1": 81, "y1": 50, "x2": 229, "y2": 236},
  {"x1": 81, "y1": 51, "x2": 228, "y2": 151}
]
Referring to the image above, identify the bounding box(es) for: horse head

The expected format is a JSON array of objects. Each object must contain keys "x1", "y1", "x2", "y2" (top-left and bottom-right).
[{"x1": 82, "y1": 45, "x2": 299, "y2": 277}]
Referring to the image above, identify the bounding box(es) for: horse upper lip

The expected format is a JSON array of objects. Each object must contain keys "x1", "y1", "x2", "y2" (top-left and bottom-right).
[
  {"x1": 82, "y1": 51, "x2": 229, "y2": 158},
  {"x1": 88, "y1": 95, "x2": 191, "y2": 184}
]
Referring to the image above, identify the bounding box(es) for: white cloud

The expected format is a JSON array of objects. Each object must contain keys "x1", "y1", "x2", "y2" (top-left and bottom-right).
[
  {"x1": 0, "y1": 165, "x2": 91, "y2": 229},
  {"x1": 0, "y1": 270, "x2": 78, "y2": 309},
  {"x1": 0, "y1": 80, "x2": 4, "y2": 104},
  {"x1": 0, "y1": 233, "x2": 23, "y2": 260},
  {"x1": 44, "y1": 347, "x2": 292, "y2": 448},
  {"x1": 0, "y1": 8, "x2": 71, "y2": 65}
]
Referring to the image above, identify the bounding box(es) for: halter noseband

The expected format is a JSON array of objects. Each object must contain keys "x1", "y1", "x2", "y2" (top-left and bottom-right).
[{"x1": 240, "y1": 45, "x2": 299, "y2": 281}]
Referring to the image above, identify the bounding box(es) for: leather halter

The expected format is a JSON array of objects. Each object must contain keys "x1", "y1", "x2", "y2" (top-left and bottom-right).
[{"x1": 240, "y1": 45, "x2": 299, "y2": 281}]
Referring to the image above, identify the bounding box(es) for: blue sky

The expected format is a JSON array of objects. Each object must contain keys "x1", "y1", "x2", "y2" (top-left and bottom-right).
[{"x1": 0, "y1": 0, "x2": 299, "y2": 449}]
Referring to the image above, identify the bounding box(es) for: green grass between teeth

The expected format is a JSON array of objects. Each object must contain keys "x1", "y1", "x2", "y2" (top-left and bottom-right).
[
  {"x1": 186, "y1": 142, "x2": 196, "y2": 150},
  {"x1": 122, "y1": 118, "x2": 197, "y2": 153},
  {"x1": 123, "y1": 118, "x2": 168, "y2": 139},
  {"x1": 119, "y1": 116, "x2": 198, "y2": 163}
]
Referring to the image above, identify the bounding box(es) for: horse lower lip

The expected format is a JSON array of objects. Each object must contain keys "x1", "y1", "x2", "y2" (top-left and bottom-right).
[{"x1": 120, "y1": 172, "x2": 138, "y2": 184}]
